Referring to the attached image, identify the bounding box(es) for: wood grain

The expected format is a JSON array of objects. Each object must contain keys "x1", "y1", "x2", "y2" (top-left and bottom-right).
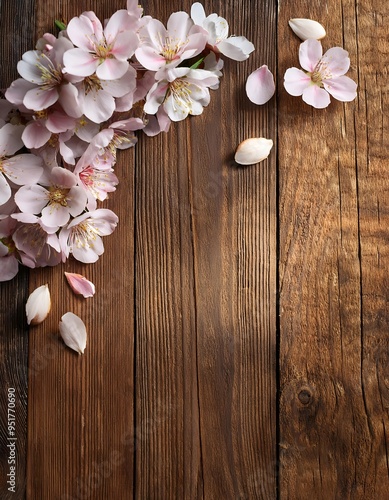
[
  {"x1": 278, "y1": 0, "x2": 389, "y2": 498},
  {"x1": 135, "y1": 1, "x2": 277, "y2": 498},
  {"x1": 0, "y1": 0, "x2": 35, "y2": 497}
]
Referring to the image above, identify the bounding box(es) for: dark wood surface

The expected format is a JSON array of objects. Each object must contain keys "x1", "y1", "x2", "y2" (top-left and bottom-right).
[{"x1": 0, "y1": 0, "x2": 388, "y2": 499}]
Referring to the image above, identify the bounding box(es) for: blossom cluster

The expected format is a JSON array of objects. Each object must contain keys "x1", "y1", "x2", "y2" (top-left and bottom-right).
[{"x1": 0, "y1": 1, "x2": 254, "y2": 281}]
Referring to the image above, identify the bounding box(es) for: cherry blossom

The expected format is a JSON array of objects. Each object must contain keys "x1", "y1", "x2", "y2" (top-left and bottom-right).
[
  {"x1": 63, "y1": 10, "x2": 139, "y2": 80},
  {"x1": 284, "y1": 38, "x2": 357, "y2": 108},
  {"x1": 135, "y1": 12, "x2": 208, "y2": 76},
  {"x1": 0, "y1": 123, "x2": 44, "y2": 205},
  {"x1": 144, "y1": 67, "x2": 219, "y2": 121},
  {"x1": 190, "y1": 2, "x2": 254, "y2": 61},
  {"x1": 15, "y1": 166, "x2": 87, "y2": 228},
  {"x1": 59, "y1": 209, "x2": 118, "y2": 263}
]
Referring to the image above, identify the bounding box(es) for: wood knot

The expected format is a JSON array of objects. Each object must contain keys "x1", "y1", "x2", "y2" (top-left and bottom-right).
[{"x1": 298, "y1": 389, "x2": 312, "y2": 405}]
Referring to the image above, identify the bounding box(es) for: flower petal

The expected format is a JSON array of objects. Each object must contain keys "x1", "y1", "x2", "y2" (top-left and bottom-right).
[
  {"x1": 217, "y1": 36, "x2": 255, "y2": 61},
  {"x1": 234, "y1": 138, "x2": 273, "y2": 165},
  {"x1": 63, "y1": 48, "x2": 99, "y2": 77},
  {"x1": 321, "y1": 47, "x2": 350, "y2": 77},
  {"x1": 0, "y1": 173, "x2": 12, "y2": 205},
  {"x1": 324, "y1": 75, "x2": 357, "y2": 102},
  {"x1": 283, "y1": 67, "x2": 311, "y2": 96},
  {"x1": 302, "y1": 84, "x2": 331, "y2": 108},
  {"x1": 59, "y1": 312, "x2": 87, "y2": 354},
  {"x1": 299, "y1": 38, "x2": 322, "y2": 72},
  {"x1": 0, "y1": 254, "x2": 19, "y2": 282},
  {"x1": 65, "y1": 272, "x2": 96, "y2": 298},
  {"x1": 246, "y1": 65, "x2": 275, "y2": 105},
  {"x1": 26, "y1": 284, "x2": 51, "y2": 325},
  {"x1": 289, "y1": 18, "x2": 326, "y2": 41}
]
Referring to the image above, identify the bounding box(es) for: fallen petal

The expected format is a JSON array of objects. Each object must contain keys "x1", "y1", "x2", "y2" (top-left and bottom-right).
[
  {"x1": 26, "y1": 284, "x2": 51, "y2": 325},
  {"x1": 65, "y1": 272, "x2": 95, "y2": 298},
  {"x1": 246, "y1": 65, "x2": 275, "y2": 105},
  {"x1": 235, "y1": 138, "x2": 273, "y2": 165},
  {"x1": 59, "y1": 312, "x2": 87, "y2": 354},
  {"x1": 289, "y1": 18, "x2": 326, "y2": 41}
]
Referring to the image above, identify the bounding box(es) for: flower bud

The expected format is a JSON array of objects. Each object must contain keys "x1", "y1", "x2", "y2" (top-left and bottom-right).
[
  {"x1": 59, "y1": 312, "x2": 87, "y2": 355},
  {"x1": 235, "y1": 138, "x2": 273, "y2": 165},
  {"x1": 288, "y1": 18, "x2": 326, "y2": 41},
  {"x1": 26, "y1": 284, "x2": 51, "y2": 325}
]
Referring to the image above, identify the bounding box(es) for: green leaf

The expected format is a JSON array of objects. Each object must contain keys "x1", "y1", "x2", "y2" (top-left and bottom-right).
[
  {"x1": 190, "y1": 57, "x2": 205, "y2": 70},
  {"x1": 55, "y1": 20, "x2": 67, "y2": 31}
]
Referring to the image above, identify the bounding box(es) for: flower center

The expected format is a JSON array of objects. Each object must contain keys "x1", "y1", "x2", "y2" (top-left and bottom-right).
[
  {"x1": 84, "y1": 74, "x2": 103, "y2": 94},
  {"x1": 48, "y1": 186, "x2": 70, "y2": 206},
  {"x1": 168, "y1": 79, "x2": 193, "y2": 111},
  {"x1": 93, "y1": 38, "x2": 113, "y2": 61},
  {"x1": 37, "y1": 56, "x2": 63, "y2": 90},
  {"x1": 161, "y1": 37, "x2": 188, "y2": 62}
]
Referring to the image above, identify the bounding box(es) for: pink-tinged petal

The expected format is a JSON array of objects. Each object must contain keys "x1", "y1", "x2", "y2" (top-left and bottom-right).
[
  {"x1": 63, "y1": 49, "x2": 99, "y2": 77},
  {"x1": 3, "y1": 154, "x2": 43, "y2": 185},
  {"x1": 283, "y1": 67, "x2": 311, "y2": 96},
  {"x1": 65, "y1": 272, "x2": 95, "y2": 298},
  {"x1": 104, "y1": 10, "x2": 135, "y2": 40},
  {"x1": 96, "y1": 59, "x2": 129, "y2": 81},
  {"x1": 0, "y1": 240, "x2": 8, "y2": 257},
  {"x1": 0, "y1": 254, "x2": 19, "y2": 282},
  {"x1": 59, "y1": 141, "x2": 76, "y2": 165},
  {"x1": 0, "y1": 123, "x2": 24, "y2": 155},
  {"x1": 81, "y1": 89, "x2": 115, "y2": 123},
  {"x1": 46, "y1": 112, "x2": 75, "y2": 133},
  {"x1": 135, "y1": 45, "x2": 167, "y2": 71},
  {"x1": 67, "y1": 186, "x2": 88, "y2": 216},
  {"x1": 180, "y1": 30, "x2": 208, "y2": 60},
  {"x1": 0, "y1": 174, "x2": 12, "y2": 205},
  {"x1": 23, "y1": 87, "x2": 59, "y2": 111},
  {"x1": 299, "y1": 38, "x2": 322, "y2": 72},
  {"x1": 17, "y1": 54, "x2": 42, "y2": 83},
  {"x1": 58, "y1": 84, "x2": 82, "y2": 118},
  {"x1": 41, "y1": 204, "x2": 70, "y2": 227},
  {"x1": 101, "y1": 66, "x2": 136, "y2": 97},
  {"x1": 15, "y1": 185, "x2": 48, "y2": 214},
  {"x1": 144, "y1": 81, "x2": 169, "y2": 115},
  {"x1": 5, "y1": 79, "x2": 36, "y2": 105},
  {"x1": 72, "y1": 235, "x2": 104, "y2": 263},
  {"x1": 302, "y1": 85, "x2": 331, "y2": 108},
  {"x1": 51, "y1": 166, "x2": 78, "y2": 187},
  {"x1": 320, "y1": 47, "x2": 350, "y2": 77},
  {"x1": 191, "y1": 2, "x2": 206, "y2": 25},
  {"x1": 324, "y1": 75, "x2": 357, "y2": 102},
  {"x1": 66, "y1": 14, "x2": 101, "y2": 50},
  {"x1": 246, "y1": 65, "x2": 275, "y2": 105},
  {"x1": 167, "y1": 12, "x2": 193, "y2": 41},
  {"x1": 217, "y1": 36, "x2": 255, "y2": 61},
  {"x1": 110, "y1": 31, "x2": 139, "y2": 61},
  {"x1": 22, "y1": 122, "x2": 51, "y2": 149}
]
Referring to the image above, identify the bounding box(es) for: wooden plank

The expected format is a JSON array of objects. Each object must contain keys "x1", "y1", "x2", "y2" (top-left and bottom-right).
[
  {"x1": 278, "y1": 0, "x2": 389, "y2": 497},
  {"x1": 0, "y1": 0, "x2": 35, "y2": 497},
  {"x1": 26, "y1": 1, "x2": 135, "y2": 498},
  {"x1": 135, "y1": 1, "x2": 277, "y2": 498}
]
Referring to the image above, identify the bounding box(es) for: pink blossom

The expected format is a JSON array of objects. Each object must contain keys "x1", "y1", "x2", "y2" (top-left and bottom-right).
[
  {"x1": 135, "y1": 12, "x2": 208, "y2": 76},
  {"x1": 0, "y1": 217, "x2": 19, "y2": 281},
  {"x1": 11, "y1": 213, "x2": 62, "y2": 268},
  {"x1": 0, "y1": 123, "x2": 44, "y2": 205},
  {"x1": 15, "y1": 166, "x2": 87, "y2": 228},
  {"x1": 63, "y1": 10, "x2": 139, "y2": 80},
  {"x1": 284, "y1": 38, "x2": 357, "y2": 108},
  {"x1": 190, "y1": 3, "x2": 254, "y2": 61},
  {"x1": 59, "y1": 208, "x2": 118, "y2": 263},
  {"x1": 74, "y1": 67, "x2": 137, "y2": 123},
  {"x1": 144, "y1": 67, "x2": 219, "y2": 122}
]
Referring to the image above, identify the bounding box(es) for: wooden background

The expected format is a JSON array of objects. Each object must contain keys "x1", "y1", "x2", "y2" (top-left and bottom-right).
[{"x1": 1, "y1": 0, "x2": 388, "y2": 498}]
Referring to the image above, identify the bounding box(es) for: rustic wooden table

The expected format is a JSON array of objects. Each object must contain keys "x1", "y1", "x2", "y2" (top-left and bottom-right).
[{"x1": 1, "y1": 0, "x2": 388, "y2": 498}]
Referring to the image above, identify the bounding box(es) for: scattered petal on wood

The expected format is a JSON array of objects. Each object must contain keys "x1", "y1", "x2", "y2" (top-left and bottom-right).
[
  {"x1": 59, "y1": 312, "x2": 87, "y2": 355},
  {"x1": 65, "y1": 272, "x2": 96, "y2": 298},
  {"x1": 288, "y1": 18, "x2": 326, "y2": 41},
  {"x1": 234, "y1": 138, "x2": 273, "y2": 165},
  {"x1": 26, "y1": 284, "x2": 51, "y2": 325},
  {"x1": 246, "y1": 65, "x2": 275, "y2": 105}
]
